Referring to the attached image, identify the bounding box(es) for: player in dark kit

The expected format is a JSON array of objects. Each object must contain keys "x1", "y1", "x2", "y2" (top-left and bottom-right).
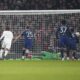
[
  {"x1": 68, "y1": 28, "x2": 79, "y2": 59},
  {"x1": 56, "y1": 20, "x2": 72, "y2": 60},
  {"x1": 14, "y1": 27, "x2": 33, "y2": 59}
]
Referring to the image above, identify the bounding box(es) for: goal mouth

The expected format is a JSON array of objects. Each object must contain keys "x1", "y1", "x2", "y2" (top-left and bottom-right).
[{"x1": 0, "y1": 10, "x2": 80, "y2": 59}]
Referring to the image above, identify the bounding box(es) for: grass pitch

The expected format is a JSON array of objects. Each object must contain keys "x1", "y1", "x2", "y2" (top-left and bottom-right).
[{"x1": 0, "y1": 60, "x2": 80, "y2": 80}]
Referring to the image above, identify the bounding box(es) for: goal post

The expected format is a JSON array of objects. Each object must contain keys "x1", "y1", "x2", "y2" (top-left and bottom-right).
[{"x1": 0, "y1": 10, "x2": 80, "y2": 59}]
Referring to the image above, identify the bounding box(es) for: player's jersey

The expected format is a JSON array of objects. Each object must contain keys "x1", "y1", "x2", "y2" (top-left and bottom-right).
[
  {"x1": 56, "y1": 25, "x2": 71, "y2": 38},
  {"x1": 56, "y1": 25, "x2": 72, "y2": 48},
  {"x1": 21, "y1": 29, "x2": 33, "y2": 41},
  {"x1": 21, "y1": 29, "x2": 33, "y2": 49},
  {"x1": 68, "y1": 33, "x2": 77, "y2": 50},
  {"x1": 0, "y1": 31, "x2": 13, "y2": 43}
]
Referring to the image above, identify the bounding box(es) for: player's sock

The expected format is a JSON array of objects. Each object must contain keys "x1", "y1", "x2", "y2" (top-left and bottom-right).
[
  {"x1": 22, "y1": 56, "x2": 25, "y2": 59},
  {"x1": 25, "y1": 49, "x2": 30, "y2": 58},
  {"x1": 22, "y1": 50, "x2": 25, "y2": 56},
  {"x1": 66, "y1": 50, "x2": 70, "y2": 60},
  {"x1": 66, "y1": 50, "x2": 69, "y2": 57},
  {"x1": 4, "y1": 50, "x2": 8, "y2": 58},
  {"x1": 61, "y1": 49, "x2": 64, "y2": 59},
  {"x1": 73, "y1": 52, "x2": 77, "y2": 59},
  {"x1": 62, "y1": 57, "x2": 65, "y2": 61},
  {"x1": 67, "y1": 57, "x2": 69, "y2": 60},
  {"x1": 22, "y1": 50, "x2": 25, "y2": 59},
  {"x1": 25, "y1": 49, "x2": 29, "y2": 54},
  {"x1": 0, "y1": 49, "x2": 4, "y2": 59}
]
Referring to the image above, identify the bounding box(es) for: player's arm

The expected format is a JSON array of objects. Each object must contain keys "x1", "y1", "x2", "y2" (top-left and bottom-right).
[
  {"x1": 0, "y1": 32, "x2": 5, "y2": 41},
  {"x1": 13, "y1": 34, "x2": 21, "y2": 43},
  {"x1": 13, "y1": 30, "x2": 25, "y2": 43},
  {"x1": 56, "y1": 27, "x2": 60, "y2": 39}
]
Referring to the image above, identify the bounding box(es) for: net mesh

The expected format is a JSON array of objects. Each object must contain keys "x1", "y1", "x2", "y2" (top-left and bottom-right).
[{"x1": 0, "y1": 10, "x2": 80, "y2": 59}]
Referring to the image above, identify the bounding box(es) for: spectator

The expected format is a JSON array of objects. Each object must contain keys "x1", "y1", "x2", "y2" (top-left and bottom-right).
[{"x1": 0, "y1": 0, "x2": 80, "y2": 10}]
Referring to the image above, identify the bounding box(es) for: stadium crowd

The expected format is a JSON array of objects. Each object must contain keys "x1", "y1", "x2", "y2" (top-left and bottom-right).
[{"x1": 0, "y1": 0, "x2": 80, "y2": 10}]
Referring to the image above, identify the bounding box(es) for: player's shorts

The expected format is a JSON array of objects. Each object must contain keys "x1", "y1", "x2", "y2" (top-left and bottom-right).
[
  {"x1": 24, "y1": 39, "x2": 33, "y2": 49},
  {"x1": 59, "y1": 35, "x2": 69, "y2": 48},
  {"x1": 1, "y1": 41, "x2": 12, "y2": 50},
  {"x1": 68, "y1": 37, "x2": 77, "y2": 50}
]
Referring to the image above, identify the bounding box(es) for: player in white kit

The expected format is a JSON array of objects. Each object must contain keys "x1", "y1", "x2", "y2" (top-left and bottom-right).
[{"x1": 0, "y1": 27, "x2": 13, "y2": 59}]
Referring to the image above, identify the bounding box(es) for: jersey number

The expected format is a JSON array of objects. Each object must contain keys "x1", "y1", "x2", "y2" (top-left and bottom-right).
[
  {"x1": 26, "y1": 32, "x2": 33, "y2": 37},
  {"x1": 60, "y1": 27, "x2": 67, "y2": 33}
]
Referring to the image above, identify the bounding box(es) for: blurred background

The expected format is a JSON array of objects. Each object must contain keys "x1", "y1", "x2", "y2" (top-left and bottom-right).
[{"x1": 0, "y1": 0, "x2": 80, "y2": 10}]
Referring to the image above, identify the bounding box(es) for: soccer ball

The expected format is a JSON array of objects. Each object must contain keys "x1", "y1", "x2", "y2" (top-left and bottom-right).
[{"x1": 75, "y1": 32, "x2": 80, "y2": 36}]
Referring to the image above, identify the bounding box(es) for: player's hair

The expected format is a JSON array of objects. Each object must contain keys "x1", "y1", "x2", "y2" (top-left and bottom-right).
[
  {"x1": 61, "y1": 20, "x2": 66, "y2": 25},
  {"x1": 70, "y1": 28, "x2": 74, "y2": 32},
  {"x1": 26, "y1": 26, "x2": 30, "y2": 29},
  {"x1": 6, "y1": 27, "x2": 10, "y2": 30}
]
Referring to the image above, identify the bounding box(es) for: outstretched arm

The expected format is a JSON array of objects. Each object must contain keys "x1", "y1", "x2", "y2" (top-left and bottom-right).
[{"x1": 13, "y1": 34, "x2": 21, "y2": 43}]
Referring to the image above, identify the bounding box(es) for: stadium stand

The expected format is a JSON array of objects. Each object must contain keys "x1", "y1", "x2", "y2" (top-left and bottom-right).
[{"x1": 0, "y1": 0, "x2": 80, "y2": 10}]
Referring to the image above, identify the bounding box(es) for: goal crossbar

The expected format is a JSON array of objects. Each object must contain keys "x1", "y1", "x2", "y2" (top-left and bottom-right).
[{"x1": 0, "y1": 10, "x2": 80, "y2": 15}]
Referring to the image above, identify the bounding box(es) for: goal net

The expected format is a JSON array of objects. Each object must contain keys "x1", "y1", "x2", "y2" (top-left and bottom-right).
[{"x1": 0, "y1": 10, "x2": 80, "y2": 59}]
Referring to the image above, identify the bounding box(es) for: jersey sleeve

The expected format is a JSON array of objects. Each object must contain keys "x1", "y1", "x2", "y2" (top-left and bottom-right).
[
  {"x1": 0, "y1": 31, "x2": 5, "y2": 41},
  {"x1": 21, "y1": 31, "x2": 25, "y2": 36},
  {"x1": 56, "y1": 27, "x2": 60, "y2": 39}
]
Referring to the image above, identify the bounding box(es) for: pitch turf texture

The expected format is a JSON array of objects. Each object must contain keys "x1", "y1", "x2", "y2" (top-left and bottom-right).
[{"x1": 0, "y1": 60, "x2": 80, "y2": 80}]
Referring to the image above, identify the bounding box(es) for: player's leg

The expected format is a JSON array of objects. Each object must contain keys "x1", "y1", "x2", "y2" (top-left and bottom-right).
[
  {"x1": 22, "y1": 40, "x2": 33, "y2": 59},
  {"x1": 22, "y1": 48, "x2": 31, "y2": 59},
  {"x1": 25, "y1": 49, "x2": 30, "y2": 57},
  {"x1": 66, "y1": 49, "x2": 70, "y2": 60},
  {"x1": 72, "y1": 48, "x2": 77, "y2": 59},
  {"x1": 25, "y1": 40, "x2": 32, "y2": 59},
  {"x1": 22, "y1": 48, "x2": 26, "y2": 59},
  {"x1": 22, "y1": 41, "x2": 28, "y2": 59},
  {"x1": 60, "y1": 48, "x2": 64, "y2": 60},
  {"x1": 0, "y1": 48, "x2": 4, "y2": 59},
  {"x1": 69, "y1": 38, "x2": 77, "y2": 60},
  {"x1": 4, "y1": 49, "x2": 9, "y2": 57},
  {"x1": 65, "y1": 36, "x2": 71, "y2": 60},
  {"x1": 66, "y1": 41, "x2": 70, "y2": 60},
  {"x1": 73, "y1": 51, "x2": 77, "y2": 59},
  {"x1": 4, "y1": 42, "x2": 11, "y2": 58},
  {"x1": 3, "y1": 49, "x2": 10, "y2": 60},
  {"x1": 59, "y1": 36, "x2": 66, "y2": 60},
  {"x1": 0, "y1": 41, "x2": 5, "y2": 59}
]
